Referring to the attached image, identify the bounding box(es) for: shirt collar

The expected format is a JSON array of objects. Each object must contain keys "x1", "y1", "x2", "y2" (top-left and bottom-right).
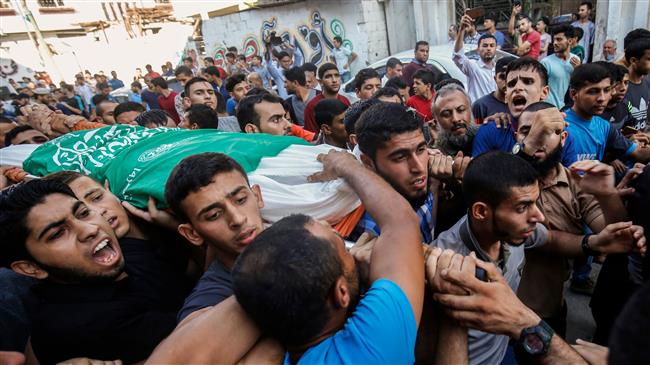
[
  {"x1": 462, "y1": 215, "x2": 509, "y2": 272},
  {"x1": 539, "y1": 164, "x2": 570, "y2": 189},
  {"x1": 411, "y1": 58, "x2": 428, "y2": 66}
]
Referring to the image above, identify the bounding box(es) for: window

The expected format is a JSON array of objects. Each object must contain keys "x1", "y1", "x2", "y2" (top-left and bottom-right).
[{"x1": 38, "y1": 0, "x2": 66, "y2": 8}]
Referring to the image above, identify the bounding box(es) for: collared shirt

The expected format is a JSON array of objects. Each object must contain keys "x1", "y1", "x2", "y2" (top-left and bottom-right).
[
  {"x1": 358, "y1": 191, "x2": 436, "y2": 244},
  {"x1": 518, "y1": 165, "x2": 602, "y2": 318},
  {"x1": 464, "y1": 32, "x2": 482, "y2": 45},
  {"x1": 331, "y1": 47, "x2": 353, "y2": 74},
  {"x1": 250, "y1": 65, "x2": 274, "y2": 89},
  {"x1": 571, "y1": 20, "x2": 595, "y2": 59},
  {"x1": 452, "y1": 50, "x2": 496, "y2": 103},
  {"x1": 432, "y1": 215, "x2": 548, "y2": 365}
]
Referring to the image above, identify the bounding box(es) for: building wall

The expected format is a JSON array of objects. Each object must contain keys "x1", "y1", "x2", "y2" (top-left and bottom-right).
[
  {"x1": 201, "y1": 0, "x2": 390, "y2": 70},
  {"x1": 593, "y1": 0, "x2": 650, "y2": 61}
]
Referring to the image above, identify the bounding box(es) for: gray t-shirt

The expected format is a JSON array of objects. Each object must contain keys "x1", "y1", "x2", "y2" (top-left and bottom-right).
[
  {"x1": 218, "y1": 115, "x2": 242, "y2": 132},
  {"x1": 288, "y1": 89, "x2": 317, "y2": 126},
  {"x1": 431, "y1": 215, "x2": 548, "y2": 365}
]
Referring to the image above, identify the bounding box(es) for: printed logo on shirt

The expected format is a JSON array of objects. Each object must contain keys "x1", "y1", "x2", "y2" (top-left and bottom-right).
[{"x1": 577, "y1": 153, "x2": 597, "y2": 161}]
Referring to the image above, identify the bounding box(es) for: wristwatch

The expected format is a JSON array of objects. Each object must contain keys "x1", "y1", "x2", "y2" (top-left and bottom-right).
[
  {"x1": 511, "y1": 142, "x2": 525, "y2": 155},
  {"x1": 518, "y1": 320, "x2": 554, "y2": 356}
]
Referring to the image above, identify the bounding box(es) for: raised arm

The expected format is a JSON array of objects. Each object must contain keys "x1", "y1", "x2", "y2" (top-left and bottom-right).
[
  {"x1": 454, "y1": 14, "x2": 471, "y2": 54},
  {"x1": 508, "y1": 4, "x2": 521, "y2": 36},
  {"x1": 312, "y1": 150, "x2": 425, "y2": 325}
]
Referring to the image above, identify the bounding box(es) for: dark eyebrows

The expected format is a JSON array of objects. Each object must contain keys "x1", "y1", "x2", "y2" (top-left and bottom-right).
[
  {"x1": 196, "y1": 185, "x2": 248, "y2": 218},
  {"x1": 37, "y1": 200, "x2": 85, "y2": 240}
]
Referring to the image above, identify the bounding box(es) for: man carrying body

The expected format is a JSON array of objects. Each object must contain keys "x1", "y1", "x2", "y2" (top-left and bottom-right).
[
  {"x1": 330, "y1": 36, "x2": 357, "y2": 83},
  {"x1": 454, "y1": 13, "x2": 497, "y2": 103},
  {"x1": 381, "y1": 58, "x2": 403, "y2": 86},
  {"x1": 237, "y1": 93, "x2": 314, "y2": 141},
  {"x1": 472, "y1": 56, "x2": 516, "y2": 124},
  {"x1": 540, "y1": 24, "x2": 581, "y2": 109},
  {"x1": 303, "y1": 63, "x2": 351, "y2": 133},
  {"x1": 284, "y1": 66, "x2": 317, "y2": 126}
]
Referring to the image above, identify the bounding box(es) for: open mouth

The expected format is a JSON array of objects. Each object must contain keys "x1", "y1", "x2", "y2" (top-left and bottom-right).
[
  {"x1": 511, "y1": 95, "x2": 528, "y2": 112},
  {"x1": 236, "y1": 228, "x2": 257, "y2": 246},
  {"x1": 91, "y1": 238, "x2": 119, "y2": 265},
  {"x1": 411, "y1": 176, "x2": 427, "y2": 190}
]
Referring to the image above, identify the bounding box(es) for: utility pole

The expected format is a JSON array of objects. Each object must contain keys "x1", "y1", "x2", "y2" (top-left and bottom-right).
[{"x1": 14, "y1": 0, "x2": 64, "y2": 82}]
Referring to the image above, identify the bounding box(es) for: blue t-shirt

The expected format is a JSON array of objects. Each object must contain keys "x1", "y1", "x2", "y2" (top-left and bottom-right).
[
  {"x1": 109, "y1": 79, "x2": 125, "y2": 90},
  {"x1": 141, "y1": 89, "x2": 161, "y2": 110},
  {"x1": 565, "y1": 109, "x2": 636, "y2": 161},
  {"x1": 472, "y1": 121, "x2": 578, "y2": 167},
  {"x1": 285, "y1": 279, "x2": 416, "y2": 365},
  {"x1": 482, "y1": 31, "x2": 506, "y2": 47},
  {"x1": 226, "y1": 98, "x2": 237, "y2": 116},
  {"x1": 177, "y1": 259, "x2": 232, "y2": 323},
  {"x1": 540, "y1": 55, "x2": 573, "y2": 109}
]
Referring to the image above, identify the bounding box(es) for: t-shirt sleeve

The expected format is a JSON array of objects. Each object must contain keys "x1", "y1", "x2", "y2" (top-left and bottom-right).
[
  {"x1": 606, "y1": 125, "x2": 637, "y2": 158},
  {"x1": 340, "y1": 279, "x2": 417, "y2": 363},
  {"x1": 471, "y1": 123, "x2": 497, "y2": 157},
  {"x1": 472, "y1": 100, "x2": 484, "y2": 124},
  {"x1": 177, "y1": 263, "x2": 233, "y2": 323},
  {"x1": 561, "y1": 132, "x2": 578, "y2": 167}
]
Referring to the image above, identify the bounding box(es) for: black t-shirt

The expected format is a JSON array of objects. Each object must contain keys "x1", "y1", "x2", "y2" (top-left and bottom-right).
[
  {"x1": 177, "y1": 258, "x2": 232, "y2": 323},
  {"x1": 30, "y1": 238, "x2": 189, "y2": 364},
  {"x1": 471, "y1": 92, "x2": 509, "y2": 124},
  {"x1": 600, "y1": 100, "x2": 643, "y2": 132}
]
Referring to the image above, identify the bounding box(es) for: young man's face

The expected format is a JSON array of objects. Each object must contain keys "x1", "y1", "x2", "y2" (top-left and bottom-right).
[
  {"x1": 68, "y1": 176, "x2": 131, "y2": 239},
  {"x1": 398, "y1": 86, "x2": 410, "y2": 102},
  {"x1": 252, "y1": 101, "x2": 291, "y2": 136},
  {"x1": 10, "y1": 129, "x2": 49, "y2": 145},
  {"x1": 434, "y1": 90, "x2": 472, "y2": 135},
  {"x1": 177, "y1": 171, "x2": 265, "y2": 261},
  {"x1": 230, "y1": 81, "x2": 250, "y2": 102},
  {"x1": 98, "y1": 102, "x2": 118, "y2": 124},
  {"x1": 631, "y1": 49, "x2": 650, "y2": 76},
  {"x1": 578, "y1": 4, "x2": 591, "y2": 20},
  {"x1": 183, "y1": 60, "x2": 193, "y2": 68},
  {"x1": 412, "y1": 78, "x2": 430, "y2": 97},
  {"x1": 478, "y1": 38, "x2": 497, "y2": 62},
  {"x1": 484, "y1": 19, "x2": 495, "y2": 30},
  {"x1": 386, "y1": 63, "x2": 403, "y2": 78},
  {"x1": 486, "y1": 184, "x2": 545, "y2": 245},
  {"x1": 333, "y1": 39, "x2": 342, "y2": 48},
  {"x1": 495, "y1": 71, "x2": 508, "y2": 97},
  {"x1": 319, "y1": 69, "x2": 341, "y2": 94},
  {"x1": 279, "y1": 56, "x2": 293, "y2": 70},
  {"x1": 115, "y1": 111, "x2": 142, "y2": 125},
  {"x1": 505, "y1": 68, "x2": 549, "y2": 117},
  {"x1": 251, "y1": 57, "x2": 262, "y2": 67},
  {"x1": 571, "y1": 78, "x2": 612, "y2": 116},
  {"x1": 610, "y1": 73, "x2": 630, "y2": 105},
  {"x1": 553, "y1": 32, "x2": 570, "y2": 54},
  {"x1": 22, "y1": 193, "x2": 124, "y2": 283},
  {"x1": 415, "y1": 45, "x2": 429, "y2": 63},
  {"x1": 365, "y1": 129, "x2": 429, "y2": 203},
  {"x1": 187, "y1": 81, "x2": 218, "y2": 109},
  {"x1": 304, "y1": 71, "x2": 318, "y2": 89},
  {"x1": 356, "y1": 77, "x2": 381, "y2": 100},
  {"x1": 322, "y1": 111, "x2": 348, "y2": 147},
  {"x1": 518, "y1": 19, "x2": 531, "y2": 33},
  {"x1": 176, "y1": 73, "x2": 192, "y2": 87}
]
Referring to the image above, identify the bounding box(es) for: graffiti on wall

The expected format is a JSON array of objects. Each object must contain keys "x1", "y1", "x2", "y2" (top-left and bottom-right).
[{"x1": 211, "y1": 10, "x2": 353, "y2": 68}]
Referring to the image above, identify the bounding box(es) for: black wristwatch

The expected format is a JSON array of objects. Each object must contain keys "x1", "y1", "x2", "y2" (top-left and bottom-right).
[
  {"x1": 518, "y1": 320, "x2": 554, "y2": 356},
  {"x1": 582, "y1": 234, "x2": 600, "y2": 256}
]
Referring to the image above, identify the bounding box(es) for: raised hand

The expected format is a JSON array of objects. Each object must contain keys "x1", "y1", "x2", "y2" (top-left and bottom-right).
[{"x1": 570, "y1": 160, "x2": 617, "y2": 197}]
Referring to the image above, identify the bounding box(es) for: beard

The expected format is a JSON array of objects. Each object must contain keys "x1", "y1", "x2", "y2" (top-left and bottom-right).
[
  {"x1": 39, "y1": 260, "x2": 125, "y2": 285},
  {"x1": 437, "y1": 122, "x2": 478, "y2": 156},
  {"x1": 345, "y1": 264, "x2": 362, "y2": 318},
  {"x1": 529, "y1": 143, "x2": 563, "y2": 177},
  {"x1": 374, "y1": 162, "x2": 429, "y2": 208}
]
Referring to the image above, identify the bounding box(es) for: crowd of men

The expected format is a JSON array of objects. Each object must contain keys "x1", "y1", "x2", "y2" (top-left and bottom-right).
[{"x1": 1, "y1": 1, "x2": 650, "y2": 364}]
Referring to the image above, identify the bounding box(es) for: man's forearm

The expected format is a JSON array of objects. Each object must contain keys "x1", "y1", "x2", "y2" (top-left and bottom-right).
[
  {"x1": 146, "y1": 297, "x2": 261, "y2": 364},
  {"x1": 537, "y1": 335, "x2": 587, "y2": 364},
  {"x1": 454, "y1": 28, "x2": 466, "y2": 53},
  {"x1": 594, "y1": 193, "x2": 628, "y2": 224},
  {"x1": 434, "y1": 315, "x2": 468, "y2": 365},
  {"x1": 541, "y1": 230, "x2": 584, "y2": 257},
  {"x1": 631, "y1": 145, "x2": 650, "y2": 163}
]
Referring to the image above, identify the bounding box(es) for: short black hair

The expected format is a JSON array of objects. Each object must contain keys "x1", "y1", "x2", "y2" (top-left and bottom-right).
[
  {"x1": 227, "y1": 46, "x2": 238, "y2": 53},
  {"x1": 386, "y1": 57, "x2": 403, "y2": 69},
  {"x1": 246, "y1": 87, "x2": 270, "y2": 97},
  {"x1": 186, "y1": 104, "x2": 219, "y2": 129},
  {"x1": 384, "y1": 76, "x2": 408, "y2": 91},
  {"x1": 625, "y1": 38, "x2": 650, "y2": 63},
  {"x1": 236, "y1": 93, "x2": 283, "y2": 131},
  {"x1": 175, "y1": 66, "x2": 193, "y2": 78},
  {"x1": 572, "y1": 26, "x2": 584, "y2": 41},
  {"x1": 134, "y1": 109, "x2": 172, "y2": 127},
  {"x1": 521, "y1": 101, "x2": 555, "y2": 115},
  {"x1": 551, "y1": 24, "x2": 575, "y2": 39},
  {"x1": 226, "y1": 52, "x2": 236, "y2": 59},
  {"x1": 412, "y1": 69, "x2": 436, "y2": 89},
  {"x1": 478, "y1": 34, "x2": 497, "y2": 47},
  {"x1": 353, "y1": 68, "x2": 380, "y2": 91},
  {"x1": 203, "y1": 66, "x2": 221, "y2": 78},
  {"x1": 317, "y1": 63, "x2": 338, "y2": 79},
  {"x1": 506, "y1": 57, "x2": 549, "y2": 86},
  {"x1": 131, "y1": 81, "x2": 142, "y2": 89},
  {"x1": 593, "y1": 61, "x2": 622, "y2": 83},
  {"x1": 5, "y1": 125, "x2": 34, "y2": 147},
  {"x1": 314, "y1": 99, "x2": 348, "y2": 128},
  {"x1": 302, "y1": 62, "x2": 317, "y2": 74},
  {"x1": 215, "y1": 92, "x2": 226, "y2": 114},
  {"x1": 570, "y1": 63, "x2": 610, "y2": 91},
  {"x1": 0, "y1": 179, "x2": 77, "y2": 267},
  {"x1": 356, "y1": 103, "x2": 423, "y2": 160},
  {"x1": 97, "y1": 82, "x2": 110, "y2": 91},
  {"x1": 165, "y1": 153, "x2": 249, "y2": 222},
  {"x1": 415, "y1": 40, "x2": 429, "y2": 50},
  {"x1": 150, "y1": 77, "x2": 168, "y2": 89},
  {"x1": 252, "y1": 55, "x2": 263, "y2": 62},
  {"x1": 204, "y1": 57, "x2": 214, "y2": 64},
  {"x1": 623, "y1": 28, "x2": 650, "y2": 50},
  {"x1": 225, "y1": 74, "x2": 247, "y2": 93},
  {"x1": 183, "y1": 57, "x2": 194, "y2": 64},
  {"x1": 519, "y1": 14, "x2": 532, "y2": 23},
  {"x1": 484, "y1": 14, "x2": 497, "y2": 23},
  {"x1": 277, "y1": 51, "x2": 291, "y2": 61},
  {"x1": 343, "y1": 98, "x2": 382, "y2": 136},
  {"x1": 284, "y1": 66, "x2": 306, "y2": 86},
  {"x1": 113, "y1": 101, "x2": 145, "y2": 120},
  {"x1": 580, "y1": 1, "x2": 593, "y2": 10},
  {"x1": 372, "y1": 86, "x2": 401, "y2": 101},
  {"x1": 333, "y1": 36, "x2": 343, "y2": 43},
  {"x1": 184, "y1": 76, "x2": 211, "y2": 96},
  {"x1": 232, "y1": 214, "x2": 343, "y2": 347},
  {"x1": 495, "y1": 56, "x2": 517, "y2": 74},
  {"x1": 462, "y1": 151, "x2": 539, "y2": 209}
]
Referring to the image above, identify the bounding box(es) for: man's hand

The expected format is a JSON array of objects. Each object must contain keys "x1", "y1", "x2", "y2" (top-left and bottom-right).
[
  {"x1": 610, "y1": 159, "x2": 628, "y2": 175},
  {"x1": 483, "y1": 112, "x2": 512, "y2": 129},
  {"x1": 122, "y1": 197, "x2": 180, "y2": 231},
  {"x1": 571, "y1": 339, "x2": 608, "y2": 365},
  {"x1": 616, "y1": 162, "x2": 646, "y2": 196},
  {"x1": 524, "y1": 108, "x2": 567, "y2": 154},
  {"x1": 590, "y1": 221, "x2": 646, "y2": 255},
  {"x1": 429, "y1": 153, "x2": 454, "y2": 180},
  {"x1": 570, "y1": 56, "x2": 581, "y2": 69},
  {"x1": 512, "y1": 4, "x2": 522, "y2": 15},
  {"x1": 427, "y1": 249, "x2": 470, "y2": 295},
  {"x1": 307, "y1": 149, "x2": 359, "y2": 183},
  {"x1": 570, "y1": 160, "x2": 617, "y2": 197},
  {"x1": 350, "y1": 232, "x2": 376, "y2": 284},
  {"x1": 452, "y1": 151, "x2": 471, "y2": 180},
  {"x1": 459, "y1": 14, "x2": 473, "y2": 31},
  {"x1": 434, "y1": 256, "x2": 541, "y2": 339},
  {"x1": 630, "y1": 132, "x2": 650, "y2": 147}
]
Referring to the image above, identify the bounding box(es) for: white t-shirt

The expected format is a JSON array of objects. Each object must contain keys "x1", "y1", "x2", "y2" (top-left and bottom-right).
[{"x1": 331, "y1": 47, "x2": 352, "y2": 73}]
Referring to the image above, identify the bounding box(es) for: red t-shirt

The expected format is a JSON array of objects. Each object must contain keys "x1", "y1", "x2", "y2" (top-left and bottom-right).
[
  {"x1": 303, "y1": 93, "x2": 351, "y2": 132},
  {"x1": 146, "y1": 71, "x2": 161, "y2": 79},
  {"x1": 157, "y1": 91, "x2": 180, "y2": 123},
  {"x1": 406, "y1": 94, "x2": 433, "y2": 122},
  {"x1": 522, "y1": 31, "x2": 541, "y2": 60}
]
